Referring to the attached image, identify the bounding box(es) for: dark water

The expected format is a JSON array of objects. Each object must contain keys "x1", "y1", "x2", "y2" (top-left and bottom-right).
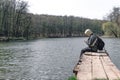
[{"x1": 0, "y1": 37, "x2": 120, "y2": 80}]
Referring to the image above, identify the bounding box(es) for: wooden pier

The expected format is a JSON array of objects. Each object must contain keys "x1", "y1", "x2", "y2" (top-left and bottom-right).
[{"x1": 73, "y1": 52, "x2": 120, "y2": 80}]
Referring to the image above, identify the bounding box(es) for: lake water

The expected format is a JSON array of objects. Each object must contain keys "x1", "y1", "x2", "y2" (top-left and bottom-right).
[{"x1": 0, "y1": 37, "x2": 120, "y2": 80}]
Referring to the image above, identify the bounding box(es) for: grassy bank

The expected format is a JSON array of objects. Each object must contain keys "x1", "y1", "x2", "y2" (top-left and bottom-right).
[{"x1": 68, "y1": 76, "x2": 77, "y2": 80}]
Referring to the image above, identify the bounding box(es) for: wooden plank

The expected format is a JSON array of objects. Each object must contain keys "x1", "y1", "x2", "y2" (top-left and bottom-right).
[
  {"x1": 73, "y1": 64, "x2": 80, "y2": 76},
  {"x1": 92, "y1": 52, "x2": 108, "y2": 56},
  {"x1": 100, "y1": 56, "x2": 119, "y2": 79},
  {"x1": 92, "y1": 55, "x2": 107, "y2": 80},
  {"x1": 77, "y1": 52, "x2": 92, "y2": 80},
  {"x1": 102, "y1": 56, "x2": 120, "y2": 79},
  {"x1": 74, "y1": 52, "x2": 120, "y2": 80}
]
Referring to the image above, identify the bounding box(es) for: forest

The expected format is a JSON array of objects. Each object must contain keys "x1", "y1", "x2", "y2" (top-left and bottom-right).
[{"x1": 0, "y1": 0, "x2": 120, "y2": 41}]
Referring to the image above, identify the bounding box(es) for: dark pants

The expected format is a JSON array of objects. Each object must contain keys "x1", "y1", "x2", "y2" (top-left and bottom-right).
[{"x1": 79, "y1": 47, "x2": 97, "y2": 60}]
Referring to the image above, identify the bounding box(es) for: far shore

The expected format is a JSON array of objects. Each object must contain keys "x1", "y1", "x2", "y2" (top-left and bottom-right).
[
  {"x1": 101, "y1": 35, "x2": 115, "y2": 38},
  {"x1": 0, "y1": 35, "x2": 117, "y2": 42}
]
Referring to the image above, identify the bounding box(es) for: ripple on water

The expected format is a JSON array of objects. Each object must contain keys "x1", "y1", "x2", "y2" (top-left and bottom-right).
[{"x1": 0, "y1": 38, "x2": 120, "y2": 79}]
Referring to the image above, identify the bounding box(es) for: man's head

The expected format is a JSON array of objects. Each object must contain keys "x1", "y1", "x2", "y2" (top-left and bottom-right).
[{"x1": 84, "y1": 29, "x2": 93, "y2": 36}]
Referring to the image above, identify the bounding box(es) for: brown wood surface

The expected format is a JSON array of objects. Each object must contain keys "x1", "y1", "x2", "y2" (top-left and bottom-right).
[
  {"x1": 92, "y1": 55, "x2": 107, "y2": 79},
  {"x1": 77, "y1": 52, "x2": 92, "y2": 80},
  {"x1": 73, "y1": 52, "x2": 120, "y2": 80},
  {"x1": 100, "y1": 56, "x2": 119, "y2": 79}
]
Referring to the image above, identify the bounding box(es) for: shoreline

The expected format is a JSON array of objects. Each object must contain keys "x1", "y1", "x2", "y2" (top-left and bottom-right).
[{"x1": 0, "y1": 35, "x2": 117, "y2": 42}]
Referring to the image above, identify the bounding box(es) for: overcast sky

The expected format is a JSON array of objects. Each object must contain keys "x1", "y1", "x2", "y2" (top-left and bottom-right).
[{"x1": 25, "y1": 0, "x2": 120, "y2": 20}]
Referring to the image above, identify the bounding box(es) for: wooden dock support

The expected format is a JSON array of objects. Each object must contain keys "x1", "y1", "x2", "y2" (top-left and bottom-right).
[{"x1": 73, "y1": 52, "x2": 120, "y2": 80}]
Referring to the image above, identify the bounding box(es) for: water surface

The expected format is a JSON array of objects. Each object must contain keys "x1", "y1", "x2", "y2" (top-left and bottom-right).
[{"x1": 0, "y1": 37, "x2": 120, "y2": 80}]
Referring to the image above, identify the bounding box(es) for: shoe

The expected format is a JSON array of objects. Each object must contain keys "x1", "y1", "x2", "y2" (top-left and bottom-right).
[
  {"x1": 77, "y1": 62, "x2": 80, "y2": 65},
  {"x1": 77, "y1": 60, "x2": 82, "y2": 65},
  {"x1": 79, "y1": 60, "x2": 82, "y2": 62}
]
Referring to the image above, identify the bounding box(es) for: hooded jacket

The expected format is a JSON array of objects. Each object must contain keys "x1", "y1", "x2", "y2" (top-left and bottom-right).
[{"x1": 87, "y1": 33, "x2": 98, "y2": 51}]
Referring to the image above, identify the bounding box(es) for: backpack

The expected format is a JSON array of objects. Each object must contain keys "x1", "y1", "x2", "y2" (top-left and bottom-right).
[{"x1": 97, "y1": 37, "x2": 105, "y2": 50}]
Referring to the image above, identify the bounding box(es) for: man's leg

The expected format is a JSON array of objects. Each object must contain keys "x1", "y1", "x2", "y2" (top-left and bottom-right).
[
  {"x1": 79, "y1": 47, "x2": 92, "y2": 63},
  {"x1": 80, "y1": 47, "x2": 92, "y2": 58}
]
